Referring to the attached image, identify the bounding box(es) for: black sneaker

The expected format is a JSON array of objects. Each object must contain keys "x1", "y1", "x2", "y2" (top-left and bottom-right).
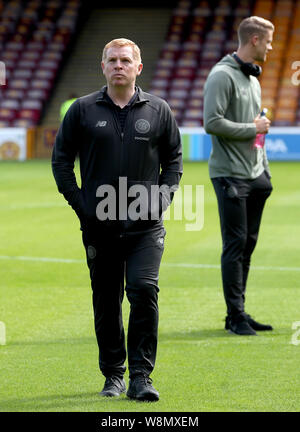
[
  {"x1": 226, "y1": 314, "x2": 257, "y2": 335},
  {"x1": 99, "y1": 376, "x2": 126, "y2": 397},
  {"x1": 246, "y1": 314, "x2": 273, "y2": 331},
  {"x1": 127, "y1": 374, "x2": 159, "y2": 401},
  {"x1": 225, "y1": 316, "x2": 230, "y2": 330},
  {"x1": 225, "y1": 314, "x2": 273, "y2": 332}
]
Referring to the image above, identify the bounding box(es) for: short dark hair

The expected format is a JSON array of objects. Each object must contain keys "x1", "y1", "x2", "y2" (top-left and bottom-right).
[
  {"x1": 102, "y1": 38, "x2": 142, "y2": 63},
  {"x1": 238, "y1": 16, "x2": 274, "y2": 46}
]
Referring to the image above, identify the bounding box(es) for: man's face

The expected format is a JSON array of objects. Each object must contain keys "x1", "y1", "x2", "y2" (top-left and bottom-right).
[
  {"x1": 101, "y1": 45, "x2": 143, "y2": 88},
  {"x1": 253, "y1": 29, "x2": 273, "y2": 62}
]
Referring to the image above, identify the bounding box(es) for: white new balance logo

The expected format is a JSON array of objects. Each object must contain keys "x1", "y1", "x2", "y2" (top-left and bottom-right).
[{"x1": 95, "y1": 121, "x2": 107, "y2": 127}]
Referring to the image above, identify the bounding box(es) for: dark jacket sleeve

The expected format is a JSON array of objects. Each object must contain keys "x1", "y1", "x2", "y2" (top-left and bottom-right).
[
  {"x1": 158, "y1": 101, "x2": 183, "y2": 209},
  {"x1": 51, "y1": 99, "x2": 83, "y2": 217}
]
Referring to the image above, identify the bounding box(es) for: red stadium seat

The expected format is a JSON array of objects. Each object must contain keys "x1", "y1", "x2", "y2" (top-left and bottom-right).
[
  {"x1": 12, "y1": 69, "x2": 33, "y2": 80},
  {"x1": 21, "y1": 99, "x2": 43, "y2": 110},
  {"x1": 0, "y1": 99, "x2": 20, "y2": 110},
  {"x1": 21, "y1": 51, "x2": 41, "y2": 61},
  {"x1": 7, "y1": 79, "x2": 30, "y2": 90},
  {"x1": 167, "y1": 97, "x2": 186, "y2": 109},
  {"x1": 33, "y1": 69, "x2": 56, "y2": 81},
  {"x1": 26, "y1": 89, "x2": 49, "y2": 101},
  {"x1": 26, "y1": 40, "x2": 45, "y2": 52},
  {"x1": 173, "y1": 67, "x2": 195, "y2": 80},
  {"x1": 0, "y1": 108, "x2": 17, "y2": 121},
  {"x1": 1, "y1": 50, "x2": 19, "y2": 61},
  {"x1": 38, "y1": 59, "x2": 60, "y2": 71},
  {"x1": 5, "y1": 41, "x2": 25, "y2": 51},
  {"x1": 41, "y1": 50, "x2": 62, "y2": 61},
  {"x1": 150, "y1": 78, "x2": 169, "y2": 89},
  {"x1": 170, "y1": 78, "x2": 191, "y2": 89},
  {"x1": 12, "y1": 119, "x2": 36, "y2": 128},
  {"x1": 47, "y1": 40, "x2": 67, "y2": 52},
  {"x1": 5, "y1": 89, "x2": 26, "y2": 100},
  {"x1": 17, "y1": 108, "x2": 41, "y2": 123},
  {"x1": 17, "y1": 59, "x2": 38, "y2": 71},
  {"x1": 0, "y1": 0, "x2": 82, "y2": 130},
  {"x1": 30, "y1": 79, "x2": 52, "y2": 91},
  {"x1": 153, "y1": 68, "x2": 172, "y2": 79},
  {"x1": 169, "y1": 88, "x2": 189, "y2": 99},
  {"x1": 148, "y1": 88, "x2": 168, "y2": 99},
  {"x1": 187, "y1": 98, "x2": 203, "y2": 109}
]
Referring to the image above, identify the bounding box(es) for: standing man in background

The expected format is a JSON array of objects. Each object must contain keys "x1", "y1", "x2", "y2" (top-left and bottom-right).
[
  {"x1": 204, "y1": 16, "x2": 274, "y2": 335},
  {"x1": 52, "y1": 38, "x2": 182, "y2": 400},
  {"x1": 59, "y1": 93, "x2": 78, "y2": 122}
]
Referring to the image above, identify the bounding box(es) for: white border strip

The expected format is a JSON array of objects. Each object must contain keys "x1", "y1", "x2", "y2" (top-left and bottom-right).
[
  {"x1": 180, "y1": 127, "x2": 300, "y2": 135},
  {"x1": 0, "y1": 255, "x2": 299, "y2": 272}
]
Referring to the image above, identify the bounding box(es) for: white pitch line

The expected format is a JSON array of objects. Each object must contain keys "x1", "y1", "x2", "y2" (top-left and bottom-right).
[
  {"x1": 0, "y1": 203, "x2": 67, "y2": 210},
  {"x1": 0, "y1": 255, "x2": 300, "y2": 272},
  {"x1": 163, "y1": 263, "x2": 300, "y2": 272},
  {"x1": 0, "y1": 255, "x2": 84, "y2": 264}
]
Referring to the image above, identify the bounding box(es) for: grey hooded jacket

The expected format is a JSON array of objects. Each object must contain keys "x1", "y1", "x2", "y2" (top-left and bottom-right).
[{"x1": 204, "y1": 54, "x2": 271, "y2": 179}]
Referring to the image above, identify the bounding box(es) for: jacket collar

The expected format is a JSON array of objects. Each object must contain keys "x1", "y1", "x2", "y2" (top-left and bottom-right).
[{"x1": 95, "y1": 86, "x2": 149, "y2": 104}]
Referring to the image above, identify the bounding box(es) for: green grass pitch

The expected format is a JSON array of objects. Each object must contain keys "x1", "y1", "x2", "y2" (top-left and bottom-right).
[{"x1": 0, "y1": 159, "x2": 300, "y2": 412}]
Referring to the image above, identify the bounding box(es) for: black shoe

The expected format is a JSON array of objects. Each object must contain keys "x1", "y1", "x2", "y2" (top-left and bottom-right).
[
  {"x1": 226, "y1": 314, "x2": 257, "y2": 335},
  {"x1": 225, "y1": 316, "x2": 230, "y2": 330},
  {"x1": 127, "y1": 374, "x2": 159, "y2": 401},
  {"x1": 225, "y1": 314, "x2": 273, "y2": 332},
  {"x1": 99, "y1": 376, "x2": 126, "y2": 397},
  {"x1": 246, "y1": 314, "x2": 273, "y2": 331}
]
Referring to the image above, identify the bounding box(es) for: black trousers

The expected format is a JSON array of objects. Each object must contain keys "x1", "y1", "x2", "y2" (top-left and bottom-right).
[
  {"x1": 82, "y1": 226, "x2": 165, "y2": 379},
  {"x1": 212, "y1": 171, "x2": 272, "y2": 318}
]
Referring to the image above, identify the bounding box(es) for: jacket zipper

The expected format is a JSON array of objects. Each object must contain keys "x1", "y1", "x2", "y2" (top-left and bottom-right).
[{"x1": 119, "y1": 109, "x2": 132, "y2": 177}]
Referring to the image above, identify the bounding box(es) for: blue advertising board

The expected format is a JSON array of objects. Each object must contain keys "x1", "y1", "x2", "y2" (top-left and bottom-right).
[{"x1": 180, "y1": 127, "x2": 300, "y2": 161}]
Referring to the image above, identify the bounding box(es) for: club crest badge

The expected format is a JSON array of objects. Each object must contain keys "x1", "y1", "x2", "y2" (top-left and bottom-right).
[
  {"x1": 135, "y1": 119, "x2": 150, "y2": 134},
  {"x1": 87, "y1": 245, "x2": 97, "y2": 260}
]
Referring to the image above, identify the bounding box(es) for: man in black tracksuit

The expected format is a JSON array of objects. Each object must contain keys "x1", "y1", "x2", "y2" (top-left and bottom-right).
[{"x1": 52, "y1": 38, "x2": 182, "y2": 401}]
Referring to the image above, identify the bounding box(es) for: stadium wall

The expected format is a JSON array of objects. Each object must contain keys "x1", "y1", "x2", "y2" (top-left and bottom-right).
[
  {"x1": 0, "y1": 127, "x2": 300, "y2": 161},
  {"x1": 180, "y1": 127, "x2": 300, "y2": 161}
]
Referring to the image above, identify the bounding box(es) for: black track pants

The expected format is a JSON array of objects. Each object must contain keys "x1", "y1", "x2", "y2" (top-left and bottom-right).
[
  {"x1": 82, "y1": 227, "x2": 166, "y2": 379},
  {"x1": 212, "y1": 171, "x2": 272, "y2": 318}
]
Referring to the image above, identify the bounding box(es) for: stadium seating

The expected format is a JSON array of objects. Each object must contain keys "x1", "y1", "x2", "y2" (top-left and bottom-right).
[
  {"x1": 272, "y1": 0, "x2": 300, "y2": 125},
  {"x1": 0, "y1": 0, "x2": 82, "y2": 127},
  {"x1": 149, "y1": 0, "x2": 300, "y2": 127},
  {"x1": 1, "y1": 0, "x2": 299, "y2": 128}
]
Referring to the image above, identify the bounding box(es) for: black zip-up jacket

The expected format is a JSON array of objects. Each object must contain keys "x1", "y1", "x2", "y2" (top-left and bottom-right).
[{"x1": 52, "y1": 86, "x2": 183, "y2": 233}]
